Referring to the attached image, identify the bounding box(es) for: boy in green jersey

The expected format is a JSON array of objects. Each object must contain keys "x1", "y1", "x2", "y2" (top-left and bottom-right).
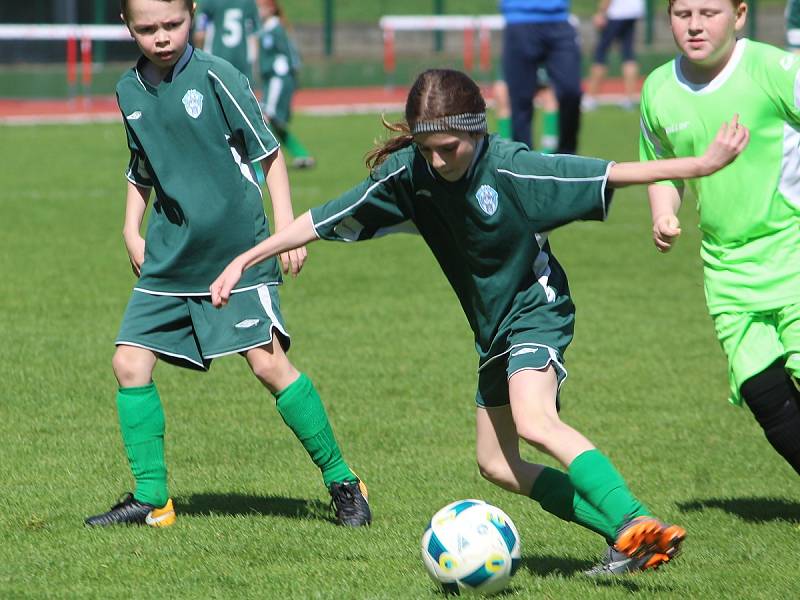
[
  {"x1": 193, "y1": 0, "x2": 259, "y2": 79},
  {"x1": 255, "y1": 0, "x2": 315, "y2": 168},
  {"x1": 640, "y1": 0, "x2": 800, "y2": 476},
  {"x1": 85, "y1": 0, "x2": 370, "y2": 529},
  {"x1": 210, "y1": 69, "x2": 748, "y2": 574}
]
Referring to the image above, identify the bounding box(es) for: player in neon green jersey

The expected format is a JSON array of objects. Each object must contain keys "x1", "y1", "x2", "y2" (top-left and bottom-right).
[
  {"x1": 640, "y1": 0, "x2": 800, "y2": 476},
  {"x1": 85, "y1": 0, "x2": 370, "y2": 528},
  {"x1": 210, "y1": 69, "x2": 748, "y2": 573}
]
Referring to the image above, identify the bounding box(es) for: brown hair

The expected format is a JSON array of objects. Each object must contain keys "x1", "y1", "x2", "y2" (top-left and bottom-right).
[
  {"x1": 667, "y1": 0, "x2": 744, "y2": 7},
  {"x1": 365, "y1": 69, "x2": 486, "y2": 169},
  {"x1": 121, "y1": 0, "x2": 194, "y2": 22}
]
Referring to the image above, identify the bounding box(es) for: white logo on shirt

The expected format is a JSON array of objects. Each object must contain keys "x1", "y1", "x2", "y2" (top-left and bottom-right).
[
  {"x1": 781, "y1": 55, "x2": 796, "y2": 71},
  {"x1": 235, "y1": 319, "x2": 260, "y2": 329},
  {"x1": 475, "y1": 184, "x2": 498, "y2": 216},
  {"x1": 665, "y1": 121, "x2": 690, "y2": 135},
  {"x1": 511, "y1": 347, "x2": 539, "y2": 357},
  {"x1": 182, "y1": 89, "x2": 204, "y2": 119},
  {"x1": 126, "y1": 111, "x2": 142, "y2": 120}
]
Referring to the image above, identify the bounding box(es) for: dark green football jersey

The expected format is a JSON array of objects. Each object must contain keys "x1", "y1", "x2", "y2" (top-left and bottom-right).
[
  {"x1": 258, "y1": 16, "x2": 302, "y2": 79},
  {"x1": 195, "y1": 0, "x2": 259, "y2": 76},
  {"x1": 116, "y1": 46, "x2": 282, "y2": 295},
  {"x1": 310, "y1": 135, "x2": 613, "y2": 364}
]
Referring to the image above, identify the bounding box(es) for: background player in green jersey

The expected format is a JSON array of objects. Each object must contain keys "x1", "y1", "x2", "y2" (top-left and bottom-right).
[
  {"x1": 210, "y1": 69, "x2": 747, "y2": 574},
  {"x1": 255, "y1": 0, "x2": 315, "y2": 168},
  {"x1": 640, "y1": 0, "x2": 800, "y2": 477},
  {"x1": 194, "y1": 0, "x2": 259, "y2": 78},
  {"x1": 787, "y1": 0, "x2": 800, "y2": 51},
  {"x1": 85, "y1": 0, "x2": 370, "y2": 528}
]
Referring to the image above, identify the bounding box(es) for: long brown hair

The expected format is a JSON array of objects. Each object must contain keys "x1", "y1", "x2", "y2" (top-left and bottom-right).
[{"x1": 365, "y1": 69, "x2": 486, "y2": 169}]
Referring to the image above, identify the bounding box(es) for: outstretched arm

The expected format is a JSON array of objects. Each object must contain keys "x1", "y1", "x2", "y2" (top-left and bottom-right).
[
  {"x1": 210, "y1": 211, "x2": 317, "y2": 307},
  {"x1": 609, "y1": 115, "x2": 749, "y2": 187}
]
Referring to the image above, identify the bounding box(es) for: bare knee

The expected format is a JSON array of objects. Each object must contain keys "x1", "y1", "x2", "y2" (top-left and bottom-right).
[
  {"x1": 112, "y1": 345, "x2": 156, "y2": 387},
  {"x1": 476, "y1": 455, "x2": 518, "y2": 491},
  {"x1": 516, "y1": 414, "x2": 564, "y2": 450},
  {"x1": 246, "y1": 342, "x2": 298, "y2": 393}
]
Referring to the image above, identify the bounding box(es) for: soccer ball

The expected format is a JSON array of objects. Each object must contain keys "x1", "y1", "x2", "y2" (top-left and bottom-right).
[{"x1": 420, "y1": 499, "x2": 521, "y2": 596}]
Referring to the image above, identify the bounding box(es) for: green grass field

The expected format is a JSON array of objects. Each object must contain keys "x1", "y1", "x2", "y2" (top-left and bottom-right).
[{"x1": 2, "y1": 110, "x2": 799, "y2": 599}]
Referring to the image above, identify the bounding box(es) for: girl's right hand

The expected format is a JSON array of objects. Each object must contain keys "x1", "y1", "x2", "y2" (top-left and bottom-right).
[
  {"x1": 210, "y1": 259, "x2": 245, "y2": 308},
  {"x1": 653, "y1": 213, "x2": 681, "y2": 253},
  {"x1": 125, "y1": 234, "x2": 146, "y2": 277},
  {"x1": 701, "y1": 115, "x2": 749, "y2": 175}
]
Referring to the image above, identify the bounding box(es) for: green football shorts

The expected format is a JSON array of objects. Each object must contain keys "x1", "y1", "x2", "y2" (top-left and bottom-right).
[
  {"x1": 116, "y1": 284, "x2": 289, "y2": 371},
  {"x1": 713, "y1": 302, "x2": 800, "y2": 405},
  {"x1": 476, "y1": 342, "x2": 568, "y2": 408}
]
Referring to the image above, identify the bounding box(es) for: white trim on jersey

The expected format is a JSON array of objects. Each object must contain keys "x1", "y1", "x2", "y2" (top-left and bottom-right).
[
  {"x1": 264, "y1": 76, "x2": 284, "y2": 119},
  {"x1": 496, "y1": 166, "x2": 609, "y2": 217},
  {"x1": 478, "y1": 342, "x2": 564, "y2": 373},
  {"x1": 311, "y1": 166, "x2": 408, "y2": 235},
  {"x1": 132, "y1": 282, "x2": 279, "y2": 296},
  {"x1": 256, "y1": 284, "x2": 289, "y2": 339},
  {"x1": 115, "y1": 340, "x2": 206, "y2": 369},
  {"x1": 208, "y1": 69, "x2": 279, "y2": 159},
  {"x1": 779, "y1": 68, "x2": 800, "y2": 208},
  {"x1": 674, "y1": 38, "x2": 746, "y2": 95},
  {"x1": 639, "y1": 115, "x2": 664, "y2": 157}
]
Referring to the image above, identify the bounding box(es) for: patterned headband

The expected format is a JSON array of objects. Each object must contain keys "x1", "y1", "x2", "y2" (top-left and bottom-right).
[{"x1": 410, "y1": 112, "x2": 488, "y2": 135}]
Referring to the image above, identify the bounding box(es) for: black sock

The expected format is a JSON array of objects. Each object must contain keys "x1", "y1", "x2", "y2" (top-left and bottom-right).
[{"x1": 741, "y1": 361, "x2": 800, "y2": 475}]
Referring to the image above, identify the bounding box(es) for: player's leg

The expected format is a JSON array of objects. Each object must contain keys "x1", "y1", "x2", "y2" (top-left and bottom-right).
[
  {"x1": 502, "y1": 22, "x2": 541, "y2": 148},
  {"x1": 543, "y1": 20, "x2": 582, "y2": 153},
  {"x1": 715, "y1": 310, "x2": 800, "y2": 474},
  {"x1": 619, "y1": 20, "x2": 639, "y2": 109},
  {"x1": 492, "y1": 79, "x2": 513, "y2": 140},
  {"x1": 508, "y1": 367, "x2": 684, "y2": 562},
  {"x1": 194, "y1": 285, "x2": 370, "y2": 525},
  {"x1": 86, "y1": 292, "x2": 199, "y2": 526},
  {"x1": 475, "y1": 400, "x2": 616, "y2": 542},
  {"x1": 583, "y1": 21, "x2": 615, "y2": 110}
]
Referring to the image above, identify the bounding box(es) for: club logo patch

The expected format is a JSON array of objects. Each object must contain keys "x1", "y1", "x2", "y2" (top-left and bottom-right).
[
  {"x1": 182, "y1": 89, "x2": 203, "y2": 119},
  {"x1": 475, "y1": 184, "x2": 498, "y2": 216}
]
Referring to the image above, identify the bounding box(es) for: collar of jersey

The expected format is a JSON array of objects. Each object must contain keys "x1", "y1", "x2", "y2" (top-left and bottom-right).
[
  {"x1": 135, "y1": 44, "x2": 194, "y2": 91},
  {"x1": 673, "y1": 37, "x2": 746, "y2": 95}
]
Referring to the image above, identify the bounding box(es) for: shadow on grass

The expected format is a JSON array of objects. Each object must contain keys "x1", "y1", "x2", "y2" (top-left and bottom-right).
[
  {"x1": 176, "y1": 492, "x2": 332, "y2": 522},
  {"x1": 678, "y1": 497, "x2": 800, "y2": 523},
  {"x1": 519, "y1": 554, "x2": 676, "y2": 593}
]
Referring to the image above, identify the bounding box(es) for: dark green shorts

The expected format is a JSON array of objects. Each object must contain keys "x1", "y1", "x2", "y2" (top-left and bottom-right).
[
  {"x1": 261, "y1": 74, "x2": 295, "y2": 128},
  {"x1": 116, "y1": 284, "x2": 289, "y2": 371},
  {"x1": 476, "y1": 341, "x2": 568, "y2": 408}
]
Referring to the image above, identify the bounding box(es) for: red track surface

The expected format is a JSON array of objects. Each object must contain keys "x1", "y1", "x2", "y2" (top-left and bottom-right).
[{"x1": 0, "y1": 80, "x2": 634, "y2": 124}]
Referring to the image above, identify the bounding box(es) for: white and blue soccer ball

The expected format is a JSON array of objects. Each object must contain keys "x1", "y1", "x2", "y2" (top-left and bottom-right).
[{"x1": 420, "y1": 499, "x2": 521, "y2": 596}]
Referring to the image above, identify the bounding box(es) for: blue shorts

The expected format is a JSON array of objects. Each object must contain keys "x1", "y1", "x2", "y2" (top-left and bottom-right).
[{"x1": 593, "y1": 18, "x2": 638, "y2": 64}]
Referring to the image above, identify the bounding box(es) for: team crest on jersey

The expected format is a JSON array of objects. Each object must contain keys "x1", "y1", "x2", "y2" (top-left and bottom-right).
[
  {"x1": 475, "y1": 184, "x2": 498, "y2": 216},
  {"x1": 182, "y1": 89, "x2": 203, "y2": 119}
]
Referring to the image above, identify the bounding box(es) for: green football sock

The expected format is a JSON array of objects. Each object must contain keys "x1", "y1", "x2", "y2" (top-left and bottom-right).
[
  {"x1": 116, "y1": 383, "x2": 168, "y2": 507},
  {"x1": 529, "y1": 466, "x2": 616, "y2": 543},
  {"x1": 283, "y1": 130, "x2": 311, "y2": 159},
  {"x1": 275, "y1": 373, "x2": 356, "y2": 488},
  {"x1": 540, "y1": 110, "x2": 559, "y2": 153},
  {"x1": 497, "y1": 116, "x2": 512, "y2": 140},
  {"x1": 568, "y1": 449, "x2": 649, "y2": 534}
]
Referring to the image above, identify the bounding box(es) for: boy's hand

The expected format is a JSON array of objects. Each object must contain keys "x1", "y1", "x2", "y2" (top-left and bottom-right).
[
  {"x1": 653, "y1": 214, "x2": 681, "y2": 253},
  {"x1": 702, "y1": 114, "x2": 749, "y2": 175},
  {"x1": 279, "y1": 246, "x2": 308, "y2": 277},
  {"x1": 124, "y1": 234, "x2": 146, "y2": 277},
  {"x1": 210, "y1": 259, "x2": 244, "y2": 308}
]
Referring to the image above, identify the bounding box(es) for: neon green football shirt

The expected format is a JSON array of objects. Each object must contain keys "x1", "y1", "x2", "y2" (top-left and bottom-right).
[{"x1": 640, "y1": 39, "x2": 800, "y2": 315}]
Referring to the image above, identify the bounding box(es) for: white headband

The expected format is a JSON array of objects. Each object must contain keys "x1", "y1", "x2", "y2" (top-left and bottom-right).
[{"x1": 410, "y1": 112, "x2": 488, "y2": 135}]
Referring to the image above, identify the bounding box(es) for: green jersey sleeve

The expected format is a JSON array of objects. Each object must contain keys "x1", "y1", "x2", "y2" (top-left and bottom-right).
[
  {"x1": 207, "y1": 62, "x2": 279, "y2": 161},
  {"x1": 754, "y1": 46, "x2": 800, "y2": 124},
  {"x1": 119, "y1": 101, "x2": 153, "y2": 187},
  {"x1": 639, "y1": 72, "x2": 683, "y2": 191},
  {"x1": 310, "y1": 158, "x2": 412, "y2": 241},
  {"x1": 497, "y1": 150, "x2": 613, "y2": 231}
]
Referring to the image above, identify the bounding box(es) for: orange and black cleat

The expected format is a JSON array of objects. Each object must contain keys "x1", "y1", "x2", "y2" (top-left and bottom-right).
[{"x1": 614, "y1": 515, "x2": 686, "y2": 560}]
